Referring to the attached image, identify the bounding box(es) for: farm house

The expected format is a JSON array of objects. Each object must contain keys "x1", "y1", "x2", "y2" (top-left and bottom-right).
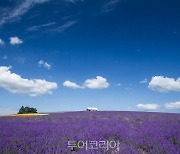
[{"x1": 86, "y1": 107, "x2": 99, "y2": 111}]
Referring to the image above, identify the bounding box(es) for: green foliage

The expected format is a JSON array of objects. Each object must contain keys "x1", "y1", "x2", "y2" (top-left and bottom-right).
[{"x1": 18, "y1": 106, "x2": 37, "y2": 114}]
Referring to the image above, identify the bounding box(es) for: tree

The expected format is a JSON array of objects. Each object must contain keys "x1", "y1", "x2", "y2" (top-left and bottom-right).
[
  {"x1": 18, "y1": 106, "x2": 37, "y2": 114},
  {"x1": 18, "y1": 106, "x2": 25, "y2": 114}
]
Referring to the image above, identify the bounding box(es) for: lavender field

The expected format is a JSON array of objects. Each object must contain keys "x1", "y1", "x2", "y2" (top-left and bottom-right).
[{"x1": 0, "y1": 111, "x2": 180, "y2": 154}]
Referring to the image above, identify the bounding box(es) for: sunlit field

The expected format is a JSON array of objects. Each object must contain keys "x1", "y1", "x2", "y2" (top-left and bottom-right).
[
  {"x1": 0, "y1": 111, "x2": 179, "y2": 153},
  {"x1": 10, "y1": 113, "x2": 49, "y2": 117}
]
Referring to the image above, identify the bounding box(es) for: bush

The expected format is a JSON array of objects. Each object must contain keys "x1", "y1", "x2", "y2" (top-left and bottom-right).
[{"x1": 18, "y1": 106, "x2": 37, "y2": 114}]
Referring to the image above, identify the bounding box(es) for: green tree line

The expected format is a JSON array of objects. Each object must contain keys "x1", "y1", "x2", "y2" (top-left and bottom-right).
[{"x1": 18, "y1": 106, "x2": 37, "y2": 114}]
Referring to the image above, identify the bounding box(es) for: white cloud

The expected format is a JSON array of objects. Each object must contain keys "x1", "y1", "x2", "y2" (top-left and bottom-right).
[
  {"x1": 137, "y1": 104, "x2": 159, "y2": 110},
  {"x1": 44, "y1": 62, "x2": 51, "y2": 70},
  {"x1": 3, "y1": 55, "x2": 8, "y2": 60},
  {"x1": 9, "y1": 37, "x2": 23, "y2": 45},
  {"x1": 84, "y1": 76, "x2": 109, "y2": 89},
  {"x1": 140, "y1": 78, "x2": 148, "y2": 84},
  {"x1": 38, "y1": 60, "x2": 51, "y2": 69},
  {"x1": 101, "y1": 0, "x2": 120, "y2": 14},
  {"x1": 0, "y1": 108, "x2": 17, "y2": 116},
  {"x1": 27, "y1": 22, "x2": 56, "y2": 31},
  {"x1": 0, "y1": 0, "x2": 50, "y2": 26},
  {"x1": 148, "y1": 76, "x2": 180, "y2": 92},
  {"x1": 63, "y1": 81, "x2": 83, "y2": 89},
  {"x1": 0, "y1": 66, "x2": 57, "y2": 96},
  {"x1": 63, "y1": 76, "x2": 109, "y2": 89},
  {"x1": 165, "y1": 102, "x2": 180, "y2": 110},
  {"x1": 0, "y1": 39, "x2": 5, "y2": 46},
  {"x1": 49, "y1": 20, "x2": 77, "y2": 33},
  {"x1": 16, "y1": 57, "x2": 26, "y2": 64},
  {"x1": 64, "y1": 0, "x2": 83, "y2": 3},
  {"x1": 115, "y1": 83, "x2": 122, "y2": 86}
]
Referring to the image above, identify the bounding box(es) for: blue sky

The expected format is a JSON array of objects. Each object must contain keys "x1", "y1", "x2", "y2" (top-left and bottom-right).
[{"x1": 0, "y1": 0, "x2": 180, "y2": 115}]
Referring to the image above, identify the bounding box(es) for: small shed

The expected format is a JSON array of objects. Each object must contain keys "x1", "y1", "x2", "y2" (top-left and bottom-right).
[{"x1": 86, "y1": 107, "x2": 98, "y2": 111}]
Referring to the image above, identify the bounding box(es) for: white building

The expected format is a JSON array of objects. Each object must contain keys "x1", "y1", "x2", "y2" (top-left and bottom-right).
[{"x1": 86, "y1": 107, "x2": 98, "y2": 111}]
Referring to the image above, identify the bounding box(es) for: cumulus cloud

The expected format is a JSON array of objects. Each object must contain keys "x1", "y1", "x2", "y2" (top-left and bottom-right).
[
  {"x1": 0, "y1": 0, "x2": 50, "y2": 26},
  {"x1": 165, "y1": 102, "x2": 180, "y2": 110},
  {"x1": 0, "y1": 39, "x2": 5, "y2": 46},
  {"x1": 140, "y1": 78, "x2": 148, "y2": 84},
  {"x1": 63, "y1": 76, "x2": 109, "y2": 89},
  {"x1": 63, "y1": 81, "x2": 83, "y2": 89},
  {"x1": 9, "y1": 37, "x2": 23, "y2": 45},
  {"x1": 38, "y1": 60, "x2": 51, "y2": 69},
  {"x1": 0, "y1": 66, "x2": 57, "y2": 96},
  {"x1": 137, "y1": 104, "x2": 159, "y2": 110},
  {"x1": 148, "y1": 76, "x2": 180, "y2": 93},
  {"x1": 84, "y1": 76, "x2": 109, "y2": 89}
]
